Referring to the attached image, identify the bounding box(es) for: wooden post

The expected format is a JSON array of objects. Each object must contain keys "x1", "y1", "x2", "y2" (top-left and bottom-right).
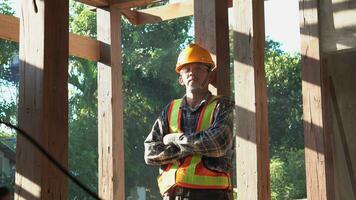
[
  {"x1": 299, "y1": 0, "x2": 332, "y2": 199},
  {"x1": 194, "y1": 0, "x2": 230, "y2": 96},
  {"x1": 97, "y1": 8, "x2": 125, "y2": 200},
  {"x1": 232, "y1": 0, "x2": 270, "y2": 199},
  {"x1": 15, "y1": 0, "x2": 68, "y2": 199}
]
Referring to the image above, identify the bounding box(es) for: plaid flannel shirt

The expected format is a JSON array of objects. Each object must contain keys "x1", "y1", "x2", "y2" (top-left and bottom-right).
[{"x1": 144, "y1": 93, "x2": 235, "y2": 173}]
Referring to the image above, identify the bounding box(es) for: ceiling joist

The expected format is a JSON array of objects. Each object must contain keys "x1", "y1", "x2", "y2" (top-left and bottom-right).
[
  {"x1": 75, "y1": 0, "x2": 162, "y2": 9},
  {"x1": 122, "y1": 0, "x2": 233, "y2": 25},
  {"x1": 75, "y1": 0, "x2": 108, "y2": 7},
  {"x1": 76, "y1": 0, "x2": 232, "y2": 26},
  {"x1": 0, "y1": 1, "x2": 233, "y2": 61}
]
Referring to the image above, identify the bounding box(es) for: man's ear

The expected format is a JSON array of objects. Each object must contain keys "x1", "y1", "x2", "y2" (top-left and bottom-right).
[
  {"x1": 178, "y1": 75, "x2": 185, "y2": 86},
  {"x1": 209, "y1": 68, "x2": 217, "y2": 87}
]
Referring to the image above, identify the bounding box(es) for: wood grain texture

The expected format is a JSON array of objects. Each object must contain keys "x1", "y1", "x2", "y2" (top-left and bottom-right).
[
  {"x1": 321, "y1": 58, "x2": 336, "y2": 199},
  {"x1": 194, "y1": 0, "x2": 230, "y2": 96},
  {"x1": 122, "y1": 0, "x2": 233, "y2": 25},
  {"x1": 15, "y1": 0, "x2": 68, "y2": 199},
  {"x1": 110, "y1": 0, "x2": 161, "y2": 9},
  {"x1": 69, "y1": 33, "x2": 100, "y2": 61},
  {"x1": 232, "y1": 0, "x2": 270, "y2": 199},
  {"x1": 0, "y1": 14, "x2": 100, "y2": 61},
  {"x1": 137, "y1": 0, "x2": 193, "y2": 25},
  {"x1": 97, "y1": 7, "x2": 125, "y2": 200},
  {"x1": 325, "y1": 51, "x2": 356, "y2": 200},
  {"x1": 0, "y1": 14, "x2": 19, "y2": 42},
  {"x1": 76, "y1": 0, "x2": 108, "y2": 7},
  {"x1": 319, "y1": 0, "x2": 356, "y2": 53},
  {"x1": 299, "y1": 0, "x2": 330, "y2": 199},
  {"x1": 75, "y1": 0, "x2": 161, "y2": 9}
]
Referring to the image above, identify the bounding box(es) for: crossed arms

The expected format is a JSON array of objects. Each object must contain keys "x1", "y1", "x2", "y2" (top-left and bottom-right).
[{"x1": 144, "y1": 100, "x2": 234, "y2": 165}]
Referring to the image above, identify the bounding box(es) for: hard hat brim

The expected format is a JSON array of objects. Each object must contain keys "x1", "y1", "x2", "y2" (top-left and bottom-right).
[{"x1": 176, "y1": 62, "x2": 215, "y2": 73}]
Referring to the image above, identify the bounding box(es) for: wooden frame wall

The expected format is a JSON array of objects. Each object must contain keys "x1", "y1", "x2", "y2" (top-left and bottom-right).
[
  {"x1": 0, "y1": 0, "x2": 269, "y2": 199},
  {"x1": 2, "y1": 0, "x2": 350, "y2": 199}
]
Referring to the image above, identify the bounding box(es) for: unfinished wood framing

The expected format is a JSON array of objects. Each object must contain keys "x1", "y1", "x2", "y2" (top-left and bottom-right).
[
  {"x1": 75, "y1": 0, "x2": 161, "y2": 9},
  {"x1": 299, "y1": 0, "x2": 333, "y2": 199},
  {"x1": 194, "y1": 0, "x2": 230, "y2": 96},
  {"x1": 325, "y1": 51, "x2": 356, "y2": 199},
  {"x1": 6, "y1": 0, "x2": 354, "y2": 199},
  {"x1": 111, "y1": 0, "x2": 161, "y2": 9},
  {"x1": 97, "y1": 7, "x2": 125, "y2": 200},
  {"x1": 15, "y1": 0, "x2": 68, "y2": 199},
  {"x1": 0, "y1": 14, "x2": 19, "y2": 42},
  {"x1": 122, "y1": 0, "x2": 232, "y2": 25},
  {"x1": 321, "y1": 58, "x2": 336, "y2": 199},
  {"x1": 232, "y1": 0, "x2": 270, "y2": 199},
  {"x1": 319, "y1": 0, "x2": 356, "y2": 53},
  {"x1": 76, "y1": 0, "x2": 107, "y2": 7},
  {"x1": 122, "y1": 0, "x2": 193, "y2": 25},
  {"x1": 68, "y1": 33, "x2": 100, "y2": 61},
  {"x1": 0, "y1": 14, "x2": 100, "y2": 61}
]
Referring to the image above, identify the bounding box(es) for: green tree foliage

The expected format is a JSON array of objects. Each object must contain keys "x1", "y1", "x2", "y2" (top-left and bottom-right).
[
  {"x1": 270, "y1": 149, "x2": 306, "y2": 200},
  {"x1": 265, "y1": 39, "x2": 303, "y2": 155},
  {"x1": 265, "y1": 39, "x2": 306, "y2": 199}
]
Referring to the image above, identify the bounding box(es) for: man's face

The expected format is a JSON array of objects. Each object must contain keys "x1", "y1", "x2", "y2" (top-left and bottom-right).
[{"x1": 179, "y1": 63, "x2": 210, "y2": 91}]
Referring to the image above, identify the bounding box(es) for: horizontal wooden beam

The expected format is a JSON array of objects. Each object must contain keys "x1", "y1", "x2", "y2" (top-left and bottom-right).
[
  {"x1": 123, "y1": 0, "x2": 232, "y2": 25},
  {"x1": 0, "y1": 14, "x2": 19, "y2": 42},
  {"x1": 0, "y1": 14, "x2": 100, "y2": 61},
  {"x1": 75, "y1": 0, "x2": 107, "y2": 7},
  {"x1": 111, "y1": 0, "x2": 162, "y2": 9},
  {"x1": 69, "y1": 33, "x2": 100, "y2": 61},
  {"x1": 121, "y1": 1, "x2": 191, "y2": 25},
  {"x1": 75, "y1": 0, "x2": 161, "y2": 9},
  {"x1": 323, "y1": 47, "x2": 356, "y2": 55}
]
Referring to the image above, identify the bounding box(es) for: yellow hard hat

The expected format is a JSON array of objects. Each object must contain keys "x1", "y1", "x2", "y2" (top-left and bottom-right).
[{"x1": 175, "y1": 43, "x2": 215, "y2": 73}]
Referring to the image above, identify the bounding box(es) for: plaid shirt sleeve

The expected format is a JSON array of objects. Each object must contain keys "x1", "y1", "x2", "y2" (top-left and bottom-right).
[
  {"x1": 176, "y1": 98, "x2": 235, "y2": 157},
  {"x1": 144, "y1": 104, "x2": 189, "y2": 166}
]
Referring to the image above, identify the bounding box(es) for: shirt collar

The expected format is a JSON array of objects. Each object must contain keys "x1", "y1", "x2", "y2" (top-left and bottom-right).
[{"x1": 180, "y1": 92, "x2": 212, "y2": 112}]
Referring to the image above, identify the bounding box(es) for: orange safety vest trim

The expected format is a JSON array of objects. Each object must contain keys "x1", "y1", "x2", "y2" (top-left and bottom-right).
[{"x1": 157, "y1": 95, "x2": 231, "y2": 195}]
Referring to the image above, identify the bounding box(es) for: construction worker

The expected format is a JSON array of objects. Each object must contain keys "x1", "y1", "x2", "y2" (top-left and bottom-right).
[{"x1": 144, "y1": 43, "x2": 234, "y2": 200}]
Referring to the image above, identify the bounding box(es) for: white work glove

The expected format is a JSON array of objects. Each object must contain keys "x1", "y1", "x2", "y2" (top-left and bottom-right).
[{"x1": 163, "y1": 133, "x2": 183, "y2": 146}]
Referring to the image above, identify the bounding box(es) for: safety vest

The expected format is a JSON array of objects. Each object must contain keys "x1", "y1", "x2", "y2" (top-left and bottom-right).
[{"x1": 157, "y1": 95, "x2": 231, "y2": 195}]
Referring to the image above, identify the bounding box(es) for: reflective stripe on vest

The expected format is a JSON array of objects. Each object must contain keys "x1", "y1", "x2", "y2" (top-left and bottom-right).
[{"x1": 157, "y1": 96, "x2": 230, "y2": 195}]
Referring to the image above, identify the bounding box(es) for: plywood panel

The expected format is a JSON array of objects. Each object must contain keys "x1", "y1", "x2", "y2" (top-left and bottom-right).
[{"x1": 326, "y1": 51, "x2": 356, "y2": 200}]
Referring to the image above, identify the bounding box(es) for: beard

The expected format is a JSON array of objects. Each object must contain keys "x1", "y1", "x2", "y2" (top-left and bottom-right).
[
  {"x1": 186, "y1": 81, "x2": 207, "y2": 92},
  {"x1": 186, "y1": 85, "x2": 200, "y2": 91}
]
